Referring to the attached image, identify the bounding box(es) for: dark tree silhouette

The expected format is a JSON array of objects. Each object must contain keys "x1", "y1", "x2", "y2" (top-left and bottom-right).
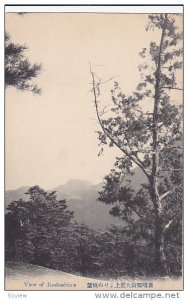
[
  {"x1": 5, "y1": 33, "x2": 42, "y2": 94},
  {"x1": 5, "y1": 186, "x2": 74, "y2": 265}
]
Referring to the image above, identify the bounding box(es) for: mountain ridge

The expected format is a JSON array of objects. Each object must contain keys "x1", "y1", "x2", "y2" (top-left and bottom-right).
[{"x1": 5, "y1": 167, "x2": 147, "y2": 230}]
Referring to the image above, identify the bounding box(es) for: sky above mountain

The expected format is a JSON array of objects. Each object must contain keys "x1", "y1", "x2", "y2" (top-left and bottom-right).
[{"x1": 5, "y1": 12, "x2": 182, "y2": 190}]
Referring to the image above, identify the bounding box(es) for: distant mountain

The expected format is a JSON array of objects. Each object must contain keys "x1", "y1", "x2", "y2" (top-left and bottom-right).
[
  {"x1": 5, "y1": 186, "x2": 30, "y2": 208},
  {"x1": 5, "y1": 168, "x2": 147, "y2": 230},
  {"x1": 53, "y1": 180, "x2": 124, "y2": 230}
]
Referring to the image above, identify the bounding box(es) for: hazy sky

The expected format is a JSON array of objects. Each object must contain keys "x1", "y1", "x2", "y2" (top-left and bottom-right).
[{"x1": 5, "y1": 13, "x2": 183, "y2": 190}]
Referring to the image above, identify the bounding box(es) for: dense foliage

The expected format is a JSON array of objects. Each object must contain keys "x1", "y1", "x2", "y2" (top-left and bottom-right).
[{"x1": 5, "y1": 186, "x2": 137, "y2": 278}]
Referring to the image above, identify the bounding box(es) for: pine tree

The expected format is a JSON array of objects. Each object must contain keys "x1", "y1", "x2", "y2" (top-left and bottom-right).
[{"x1": 5, "y1": 33, "x2": 42, "y2": 94}]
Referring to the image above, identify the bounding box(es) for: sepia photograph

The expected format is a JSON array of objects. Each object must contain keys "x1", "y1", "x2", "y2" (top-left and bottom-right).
[{"x1": 4, "y1": 5, "x2": 183, "y2": 291}]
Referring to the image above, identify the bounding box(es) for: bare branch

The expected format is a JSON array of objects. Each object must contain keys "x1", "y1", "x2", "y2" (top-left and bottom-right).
[
  {"x1": 161, "y1": 86, "x2": 183, "y2": 91},
  {"x1": 99, "y1": 105, "x2": 111, "y2": 117},
  {"x1": 164, "y1": 211, "x2": 182, "y2": 234},
  {"x1": 158, "y1": 115, "x2": 174, "y2": 129},
  {"x1": 164, "y1": 220, "x2": 173, "y2": 232},
  {"x1": 101, "y1": 76, "x2": 119, "y2": 84},
  {"x1": 159, "y1": 189, "x2": 173, "y2": 201}
]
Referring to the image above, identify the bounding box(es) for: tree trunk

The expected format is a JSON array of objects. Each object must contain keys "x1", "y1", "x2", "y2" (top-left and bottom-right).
[
  {"x1": 150, "y1": 184, "x2": 168, "y2": 276},
  {"x1": 154, "y1": 215, "x2": 167, "y2": 276},
  {"x1": 150, "y1": 13, "x2": 168, "y2": 277}
]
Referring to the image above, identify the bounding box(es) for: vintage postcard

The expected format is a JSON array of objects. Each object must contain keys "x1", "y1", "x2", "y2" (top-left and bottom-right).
[{"x1": 4, "y1": 5, "x2": 183, "y2": 292}]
